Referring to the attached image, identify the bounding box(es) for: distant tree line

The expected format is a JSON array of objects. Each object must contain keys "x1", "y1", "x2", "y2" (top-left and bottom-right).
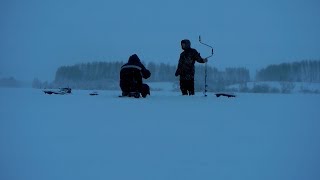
[
  {"x1": 0, "y1": 77, "x2": 23, "y2": 88},
  {"x1": 146, "y1": 62, "x2": 177, "y2": 82},
  {"x1": 52, "y1": 62, "x2": 124, "y2": 90},
  {"x1": 55, "y1": 62, "x2": 123, "y2": 82},
  {"x1": 256, "y1": 60, "x2": 320, "y2": 82},
  {"x1": 45, "y1": 61, "x2": 250, "y2": 90},
  {"x1": 31, "y1": 59, "x2": 320, "y2": 93},
  {"x1": 194, "y1": 66, "x2": 250, "y2": 92}
]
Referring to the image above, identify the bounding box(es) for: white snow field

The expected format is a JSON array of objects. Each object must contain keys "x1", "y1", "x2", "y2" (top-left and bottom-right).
[{"x1": 1, "y1": 87, "x2": 320, "y2": 180}]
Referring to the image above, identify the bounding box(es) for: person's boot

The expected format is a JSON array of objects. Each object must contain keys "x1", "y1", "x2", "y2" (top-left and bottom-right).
[
  {"x1": 133, "y1": 92, "x2": 140, "y2": 98},
  {"x1": 128, "y1": 92, "x2": 140, "y2": 98},
  {"x1": 181, "y1": 90, "x2": 188, "y2": 95},
  {"x1": 122, "y1": 92, "x2": 129, "y2": 96}
]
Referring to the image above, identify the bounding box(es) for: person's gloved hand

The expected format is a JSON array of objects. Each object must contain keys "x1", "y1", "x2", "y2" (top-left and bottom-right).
[{"x1": 203, "y1": 58, "x2": 208, "y2": 63}]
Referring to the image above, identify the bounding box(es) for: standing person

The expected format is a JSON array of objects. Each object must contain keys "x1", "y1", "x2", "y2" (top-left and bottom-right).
[
  {"x1": 175, "y1": 39, "x2": 208, "y2": 95},
  {"x1": 120, "y1": 54, "x2": 151, "y2": 98}
]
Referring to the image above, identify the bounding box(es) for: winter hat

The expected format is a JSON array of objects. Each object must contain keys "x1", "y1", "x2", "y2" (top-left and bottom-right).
[{"x1": 181, "y1": 39, "x2": 191, "y2": 49}]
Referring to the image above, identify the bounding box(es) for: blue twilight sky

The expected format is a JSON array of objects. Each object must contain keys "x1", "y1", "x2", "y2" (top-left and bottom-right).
[{"x1": 1, "y1": 0, "x2": 320, "y2": 81}]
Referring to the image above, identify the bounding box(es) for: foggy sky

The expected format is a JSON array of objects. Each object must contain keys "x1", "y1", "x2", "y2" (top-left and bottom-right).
[{"x1": 1, "y1": 0, "x2": 320, "y2": 81}]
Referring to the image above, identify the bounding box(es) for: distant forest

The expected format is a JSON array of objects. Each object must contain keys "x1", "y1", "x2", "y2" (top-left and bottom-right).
[
  {"x1": 32, "y1": 60, "x2": 320, "y2": 92},
  {"x1": 34, "y1": 61, "x2": 249, "y2": 91},
  {"x1": 256, "y1": 60, "x2": 320, "y2": 82},
  {"x1": 0, "y1": 77, "x2": 24, "y2": 88}
]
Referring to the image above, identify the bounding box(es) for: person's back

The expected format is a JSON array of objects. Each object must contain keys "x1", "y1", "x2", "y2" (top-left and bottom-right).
[{"x1": 120, "y1": 54, "x2": 151, "y2": 98}]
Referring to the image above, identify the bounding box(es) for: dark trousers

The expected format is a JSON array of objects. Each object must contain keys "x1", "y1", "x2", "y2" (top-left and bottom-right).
[{"x1": 180, "y1": 80, "x2": 194, "y2": 95}]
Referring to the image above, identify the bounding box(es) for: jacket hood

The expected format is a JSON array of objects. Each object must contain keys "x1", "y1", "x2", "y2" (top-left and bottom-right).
[{"x1": 128, "y1": 54, "x2": 141, "y2": 64}]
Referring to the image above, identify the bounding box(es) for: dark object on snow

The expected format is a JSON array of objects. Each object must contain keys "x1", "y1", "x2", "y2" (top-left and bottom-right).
[
  {"x1": 43, "y1": 88, "x2": 72, "y2": 95},
  {"x1": 89, "y1": 92, "x2": 98, "y2": 96},
  {"x1": 120, "y1": 54, "x2": 151, "y2": 98},
  {"x1": 215, "y1": 93, "x2": 236, "y2": 98},
  {"x1": 44, "y1": 91, "x2": 58, "y2": 95}
]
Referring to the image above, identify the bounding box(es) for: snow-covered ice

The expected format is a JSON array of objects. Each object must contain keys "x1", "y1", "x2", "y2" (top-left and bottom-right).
[{"x1": 0, "y1": 87, "x2": 320, "y2": 180}]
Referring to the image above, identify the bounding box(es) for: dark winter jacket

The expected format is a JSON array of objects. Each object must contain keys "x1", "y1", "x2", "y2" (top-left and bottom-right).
[
  {"x1": 120, "y1": 54, "x2": 151, "y2": 93},
  {"x1": 175, "y1": 48, "x2": 206, "y2": 80}
]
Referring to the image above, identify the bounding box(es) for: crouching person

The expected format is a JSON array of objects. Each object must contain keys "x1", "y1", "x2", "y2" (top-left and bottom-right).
[{"x1": 120, "y1": 54, "x2": 151, "y2": 98}]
